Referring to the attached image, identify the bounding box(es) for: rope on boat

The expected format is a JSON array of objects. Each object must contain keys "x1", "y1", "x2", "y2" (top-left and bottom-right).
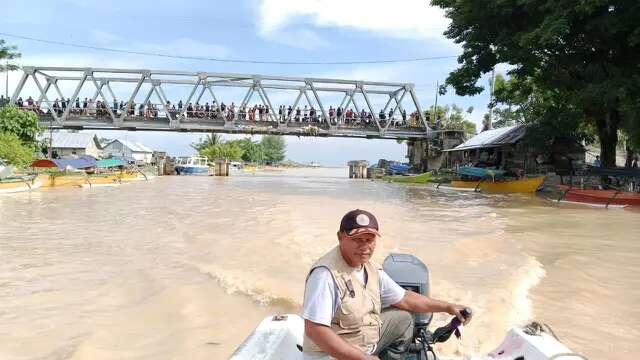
[{"x1": 524, "y1": 322, "x2": 589, "y2": 360}]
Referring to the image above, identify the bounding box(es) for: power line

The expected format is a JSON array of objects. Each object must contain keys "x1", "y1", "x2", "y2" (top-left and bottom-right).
[{"x1": 0, "y1": 32, "x2": 458, "y2": 65}]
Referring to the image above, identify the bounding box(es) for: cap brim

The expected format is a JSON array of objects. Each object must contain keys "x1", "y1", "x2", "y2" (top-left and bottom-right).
[{"x1": 346, "y1": 228, "x2": 381, "y2": 237}]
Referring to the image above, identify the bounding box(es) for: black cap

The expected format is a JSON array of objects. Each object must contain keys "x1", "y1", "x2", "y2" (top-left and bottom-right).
[{"x1": 339, "y1": 209, "x2": 380, "y2": 237}]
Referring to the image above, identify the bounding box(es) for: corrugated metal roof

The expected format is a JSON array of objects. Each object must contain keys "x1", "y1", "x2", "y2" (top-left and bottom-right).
[
  {"x1": 445, "y1": 125, "x2": 526, "y2": 152},
  {"x1": 39, "y1": 132, "x2": 98, "y2": 149},
  {"x1": 105, "y1": 139, "x2": 153, "y2": 153}
]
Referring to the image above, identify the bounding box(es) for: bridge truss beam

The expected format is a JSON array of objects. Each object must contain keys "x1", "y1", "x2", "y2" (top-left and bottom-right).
[{"x1": 11, "y1": 66, "x2": 433, "y2": 140}]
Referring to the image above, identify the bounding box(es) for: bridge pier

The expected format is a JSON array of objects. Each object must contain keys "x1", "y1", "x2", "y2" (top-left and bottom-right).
[
  {"x1": 407, "y1": 139, "x2": 431, "y2": 173},
  {"x1": 348, "y1": 160, "x2": 369, "y2": 179},
  {"x1": 407, "y1": 131, "x2": 467, "y2": 172}
]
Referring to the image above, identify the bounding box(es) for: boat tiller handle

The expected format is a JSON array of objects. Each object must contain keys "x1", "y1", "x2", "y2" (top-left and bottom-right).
[{"x1": 431, "y1": 307, "x2": 472, "y2": 343}]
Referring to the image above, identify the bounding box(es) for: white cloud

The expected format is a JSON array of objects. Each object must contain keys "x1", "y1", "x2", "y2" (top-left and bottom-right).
[
  {"x1": 261, "y1": 29, "x2": 331, "y2": 50},
  {"x1": 258, "y1": 0, "x2": 450, "y2": 40}
]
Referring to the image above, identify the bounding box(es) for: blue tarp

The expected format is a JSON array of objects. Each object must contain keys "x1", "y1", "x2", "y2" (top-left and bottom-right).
[
  {"x1": 53, "y1": 156, "x2": 97, "y2": 170},
  {"x1": 457, "y1": 166, "x2": 506, "y2": 178},
  {"x1": 388, "y1": 163, "x2": 410, "y2": 175}
]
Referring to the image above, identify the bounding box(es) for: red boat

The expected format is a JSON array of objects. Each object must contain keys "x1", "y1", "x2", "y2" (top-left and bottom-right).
[{"x1": 557, "y1": 185, "x2": 640, "y2": 207}]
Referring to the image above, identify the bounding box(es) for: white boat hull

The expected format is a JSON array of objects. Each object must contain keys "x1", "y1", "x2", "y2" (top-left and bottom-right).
[{"x1": 231, "y1": 314, "x2": 584, "y2": 360}]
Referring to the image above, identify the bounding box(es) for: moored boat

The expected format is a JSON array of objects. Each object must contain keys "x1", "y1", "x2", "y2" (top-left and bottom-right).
[
  {"x1": 0, "y1": 159, "x2": 46, "y2": 194},
  {"x1": 553, "y1": 167, "x2": 640, "y2": 207},
  {"x1": 449, "y1": 176, "x2": 545, "y2": 193},
  {"x1": 0, "y1": 174, "x2": 46, "y2": 194},
  {"x1": 557, "y1": 185, "x2": 640, "y2": 207},
  {"x1": 175, "y1": 156, "x2": 209, "y2": 175},
  {"x1": 438, "y1": 167, "x2": 545, "y2": 193}
]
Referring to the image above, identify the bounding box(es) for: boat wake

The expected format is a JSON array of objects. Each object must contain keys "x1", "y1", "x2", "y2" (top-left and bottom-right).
[{"x1": 195, "y1": 263, "x2": 301, "y2": 310}]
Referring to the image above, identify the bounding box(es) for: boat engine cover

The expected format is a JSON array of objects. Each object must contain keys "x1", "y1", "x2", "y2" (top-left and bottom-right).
[{"x1": 382, "y1": 253, "x2": 432, "y2": 327}]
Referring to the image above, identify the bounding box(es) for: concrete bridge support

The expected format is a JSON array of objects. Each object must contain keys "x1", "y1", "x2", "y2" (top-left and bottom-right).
[
  {"x1": 348, "y1": 160, "x2": 369, "y2": 179},
  {"x1": 407, "y1": 139, "x2": 431, "y2": 173},
  {"x1": 214, "y1": 159, "x2": 229, "y2": 176},
  {"x1": 407, "y1": 131, "x2": 467, "y2": 172}
]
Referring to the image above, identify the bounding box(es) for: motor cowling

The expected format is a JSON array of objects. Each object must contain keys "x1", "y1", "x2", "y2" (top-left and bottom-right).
[{"x1": 382, "y1": 253, "x2": 432, "y2": 329}]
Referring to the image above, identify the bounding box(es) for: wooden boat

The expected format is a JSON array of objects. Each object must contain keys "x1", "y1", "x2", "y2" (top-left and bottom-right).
[
  {"x1": 449, "y1": 176, "x2": 545, "y2": 193},
  {"x1": 0, "y1": 174, "x2": 45, "y2": 194},
  {"x1": 117, "y1": 170, "x2": 149, "y2": 182},
  {"x1": 557, "y1": 185, "x2": 640, "y2": 207}
]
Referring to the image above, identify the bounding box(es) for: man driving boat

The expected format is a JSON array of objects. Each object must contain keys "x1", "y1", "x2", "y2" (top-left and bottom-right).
[{"x1": 302, "y1": 209, "x2": 472, "y2": 360}]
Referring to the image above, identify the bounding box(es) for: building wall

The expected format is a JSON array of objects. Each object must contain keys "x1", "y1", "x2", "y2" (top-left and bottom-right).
[
  {"x1": 51, "y1": 139, "x2": 100, "y2": 158},
  {"x1": 102, "y1": 142, "x2": 152, "y2": 164},
  {"x1": 52, "y1": 147, "x2": 86, "y2": 157}
]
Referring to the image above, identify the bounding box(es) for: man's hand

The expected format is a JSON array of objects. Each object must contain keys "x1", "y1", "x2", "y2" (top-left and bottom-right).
[
  {"x1": 392, "y1": 291, "x2": 472, "y2": 327},
  {"x1": 446, "y1": 304, "x2": 472, "y2": 325}
]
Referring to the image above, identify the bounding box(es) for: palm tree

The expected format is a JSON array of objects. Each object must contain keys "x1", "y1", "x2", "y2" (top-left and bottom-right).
[{"x1": 192, "y1": 133, "x2": 222, "y2": 152}]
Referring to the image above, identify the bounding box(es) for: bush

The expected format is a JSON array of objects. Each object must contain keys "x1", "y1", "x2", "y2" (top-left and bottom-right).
[
  {"x1": 0, "y1": 105, "x2": 41, "y2": 145},
  {"x1": 0, "y1": 132, "x2": 33, "y2": 167}
]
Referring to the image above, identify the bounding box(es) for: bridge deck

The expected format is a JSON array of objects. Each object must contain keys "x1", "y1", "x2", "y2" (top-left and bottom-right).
[{"x1": 38, "y1": 114, "x2": 431, "y2": 139}]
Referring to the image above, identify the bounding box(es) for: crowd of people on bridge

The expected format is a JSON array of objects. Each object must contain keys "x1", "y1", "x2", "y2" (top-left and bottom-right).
[{"x1": 9, "y1": 95, "x2": 422, "y2": 128}]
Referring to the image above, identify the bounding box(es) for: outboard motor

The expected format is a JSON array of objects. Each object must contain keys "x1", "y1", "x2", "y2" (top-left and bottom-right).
[
  {"x1": 382, "y1": 253, "x2": 432, "y2": 330},
  {"x1": 383, "y1": 253, "x2": 471, "y2": 360}
]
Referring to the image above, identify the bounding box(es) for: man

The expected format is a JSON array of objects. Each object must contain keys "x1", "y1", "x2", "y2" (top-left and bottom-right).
[
  {"x1": 593, "y1": 155, "x2": 602, "y2": 167},
  {"x1": 303, "y1": 209, "x2": 471, "y2": 360}
]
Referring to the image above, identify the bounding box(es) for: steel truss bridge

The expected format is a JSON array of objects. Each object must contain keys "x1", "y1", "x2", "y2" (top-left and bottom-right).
[{"x1": 11, "y1": 66, "x2": 434, "y2": 139}]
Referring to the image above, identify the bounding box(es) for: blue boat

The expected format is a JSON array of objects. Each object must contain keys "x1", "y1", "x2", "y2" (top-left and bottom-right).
[{"x1": 175, "y1": 156, "x2": 209, "y2": 175}]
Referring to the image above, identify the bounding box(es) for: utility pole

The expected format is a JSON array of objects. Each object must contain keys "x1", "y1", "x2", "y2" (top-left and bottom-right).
[
  {"x1": 5, "y1": 61, "x2": 8, "y2": 98},
  {"x1": 432, "y1": 81, "x2": 439, "y2": 126},
  {"x1": 488, "y1": 69, "x2": 496, "y2": 130}
]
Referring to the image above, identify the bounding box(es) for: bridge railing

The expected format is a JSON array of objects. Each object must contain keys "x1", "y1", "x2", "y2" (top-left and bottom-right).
[{"x1": 10, "y1": 66, "x2": 433, "y2": 139}]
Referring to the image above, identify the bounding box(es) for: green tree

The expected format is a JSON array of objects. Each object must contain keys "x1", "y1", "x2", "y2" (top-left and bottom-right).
[
  {"x1": 237, "y1": 138, "x2": 266, "y2": 163},
  {"x1": 199, "y1": 141, "x2": 244, "y2": 161},
  {"x1": 0, "y1": 132, "x2": 33, "y2": 167},
  {"x1": 424, "y1": 104, "x2": 476, "y2": 135},
  {"x1": 192, "y1": 133, "x2": 222, "y2": 152},
  {"x1": 431, "y1": 0, "x2": 640, "y2": 167},
  {"x1": 0, "y1": 39, "x2": 21, "y2": 72},
  {"x1": 261, "y1": 135, "x2": 286, "y2": 163},
  {"x1": 0, "y1": 105, "x2": 41, "y2": 146}
]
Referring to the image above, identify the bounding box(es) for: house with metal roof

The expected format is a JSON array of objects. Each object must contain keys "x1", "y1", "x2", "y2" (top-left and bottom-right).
[
  {"x1": 446, "y1": 125, "x2": 526, "y2": 152},
  {"x1": 39, "y1": 132, "x2": 102, "y2": 159},
  {"x1": 443, "y1": 125, "x2": 585, "y2": 173},
  {"x1": 102, "y1": 139, "x2": 154, "y2": 164}
]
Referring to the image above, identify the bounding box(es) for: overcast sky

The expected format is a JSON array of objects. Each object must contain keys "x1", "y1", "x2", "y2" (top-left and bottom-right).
[{"x1": 2, "y1": 0, "x2": 495, "y2": 166}]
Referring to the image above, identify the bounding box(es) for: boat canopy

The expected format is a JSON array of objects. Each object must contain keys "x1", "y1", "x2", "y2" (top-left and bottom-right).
[
  {"x1": 96, "y1": 158, "x2": 126, "y2": 168},
  {"x1": 31, "y1": 156, "x2": 97, "y2": 170},
  {"x1": 457, "y1": 166, "x2": 506, "y2": 178}
]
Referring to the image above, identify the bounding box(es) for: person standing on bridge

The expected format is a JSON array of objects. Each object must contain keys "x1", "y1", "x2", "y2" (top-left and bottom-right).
[{"x1": 302, "y1": 209, "x2": 471, "y2": 360}]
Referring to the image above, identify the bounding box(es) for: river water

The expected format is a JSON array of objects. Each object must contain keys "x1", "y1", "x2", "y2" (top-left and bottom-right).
[{"x1": 1, "y1": 168, "x2": 638, "y2": 359}]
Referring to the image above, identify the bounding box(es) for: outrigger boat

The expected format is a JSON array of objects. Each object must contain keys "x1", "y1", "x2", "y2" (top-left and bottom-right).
[
  {"x1": 0, "y1": 159, "x2": 46, "y2": 194},
  {"x1": 232, "y1": 254, "x2": 584, "y2": 360},
  {"x1": 30, "y1": 156, "x2": 149, "y2": 188},
  {"x1": 555, "y1": 167, "x2": 640, "y2": 208},
  {"x1": 437, "y1": 167, "x2": 544, "y2": 193}
]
